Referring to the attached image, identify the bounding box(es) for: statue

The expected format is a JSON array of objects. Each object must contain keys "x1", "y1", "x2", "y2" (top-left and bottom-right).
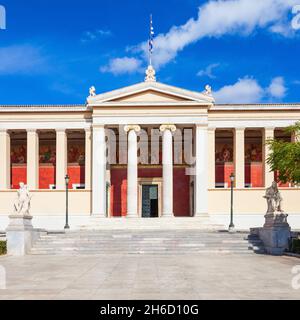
[
  {"x1": 203, "y1": 85, "x2": 212, "y2": 95},
  {"x1": 145, "y1": 65, "x2": 156, "y2": 82},
  {"x1": 89, "y1": 86, "x2": 96, "y2": 97},
  {"x1": 264, "y1": 181, "x2": 283, "y2": 214},
  {"x1": 13, "y1": 183, "x2": 32, "y2": 216}
]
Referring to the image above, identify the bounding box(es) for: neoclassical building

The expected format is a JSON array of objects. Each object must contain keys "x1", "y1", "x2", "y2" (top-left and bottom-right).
[{"x1": 0, "y1": 67, "x2": 299, "y2": 230}]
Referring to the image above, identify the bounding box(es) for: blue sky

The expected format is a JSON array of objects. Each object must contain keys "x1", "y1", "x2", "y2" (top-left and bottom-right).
[{"x1": 0, "y1": 0, "x2": 299, "y2": 104}]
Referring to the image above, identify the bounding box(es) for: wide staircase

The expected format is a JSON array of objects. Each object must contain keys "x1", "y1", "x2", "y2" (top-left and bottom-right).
[{"x1": 29, "y1": 230, "x2": 265, "y2": 255}]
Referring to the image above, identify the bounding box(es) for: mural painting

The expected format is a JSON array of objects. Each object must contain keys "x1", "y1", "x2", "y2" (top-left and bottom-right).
[
  {"x1": 68, "y1": 140, "x2": 85, "y2": 165},
  {"x1": 39, "y1": 140, "x2": 56, "y2": 165},
  {"x1": 245, "y1": 138, "x2": 262, "y2": 162},
  {"x1": 11, "y1": 141, "x2": 27, "y2": 164},
  {"x1": 215, "y1": 139, "x2": 233, "y2": 163}
]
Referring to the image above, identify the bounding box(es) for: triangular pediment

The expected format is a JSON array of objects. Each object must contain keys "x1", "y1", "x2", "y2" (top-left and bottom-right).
[
  {"x1": 87, "y1": 81, "x2": 215, "y2": 106},
  {"x1": 112, "y1": 89, "x2": 188, "y2": 103}
]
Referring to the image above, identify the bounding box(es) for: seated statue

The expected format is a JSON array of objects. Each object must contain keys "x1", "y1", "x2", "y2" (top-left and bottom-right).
[
  {"x1": 264, "y1": 181, "x2": 283, "y2": 214},
  {"x1": 13, "y1": 183, "x2": 31, "y2": 216}
]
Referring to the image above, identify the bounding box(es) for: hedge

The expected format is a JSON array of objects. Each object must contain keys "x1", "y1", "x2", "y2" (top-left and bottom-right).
[
  {"x1": 291, "y1": 238, "x2": 300, "y2": 254},
  {"x1": 0, "y1": 241, "x2": 6, "y2": 255}
]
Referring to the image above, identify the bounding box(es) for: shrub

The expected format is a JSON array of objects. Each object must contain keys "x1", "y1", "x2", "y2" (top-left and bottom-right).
[
  {"x1": 291, "y1": 238, "x2": 300, "y2": 254},
  {"x1": 0, "y1": 241, "x2": 6, "y2": 255}
]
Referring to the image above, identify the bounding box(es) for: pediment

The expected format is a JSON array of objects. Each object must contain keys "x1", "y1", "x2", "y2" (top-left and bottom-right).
[
  {"x1": 112, "y1": 90, "x2": 188, "y2": 103},
  {"x1": 87, "y1": 81, "x2": 215, "y2": 106}
]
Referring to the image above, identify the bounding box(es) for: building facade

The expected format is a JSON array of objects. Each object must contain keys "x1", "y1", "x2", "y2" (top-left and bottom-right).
[{"x1": 0, "y1": 68, "x2": 300, "y2": 230}]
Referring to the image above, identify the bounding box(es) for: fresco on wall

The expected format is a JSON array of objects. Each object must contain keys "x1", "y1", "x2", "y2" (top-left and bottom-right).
[
  {"x1": 11, "y1": 141, "x2": 27, "y2": 164},
  {"x1": 39, "y1": 141, "x2": 56, "y2": 165},
  {"x1": 245, "y1": 138, "x2": 262, "y2": 162},
  {"x1": 215, "y1": 140, "x2": 233, "y2": 163},
  {"x1": 68, "y1": 140, "x2": 85, "y2": 165}
]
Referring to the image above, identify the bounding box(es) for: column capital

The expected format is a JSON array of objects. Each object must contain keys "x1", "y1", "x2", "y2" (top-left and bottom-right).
[
  {"x1": 0, "y1": 129, "x2": 9, "y2": 134},
  {"x1": 159, "y1": 124, "x2": 177, "y2": 133},
  {"x1": 264, "y1": 127, "x2": 275, "y2": 132},
  {"x1": 124, "y1": 125, "x2": 141, "y2": 133},
  {"x1": 84, "y1": 127, "x2": 92, "y2": 133},
  {"x1": 235, "y1": 127, "x2": 246, "y2": 132},
  {"x1": 26, "y1": 129, "x2": 38, "y2": 134},
  {"x1": 55, "y1": 128, "x2": 66, "y2": 133}
]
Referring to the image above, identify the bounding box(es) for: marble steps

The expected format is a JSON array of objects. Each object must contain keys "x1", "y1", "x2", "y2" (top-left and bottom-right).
[{"x1": 30, "y1": 230, "x2": 265, "y2": 255}]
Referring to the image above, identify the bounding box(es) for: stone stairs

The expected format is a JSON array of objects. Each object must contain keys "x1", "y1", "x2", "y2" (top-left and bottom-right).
[{"x1": 29, "y1": 230, "x2": 265, "y2": 255}]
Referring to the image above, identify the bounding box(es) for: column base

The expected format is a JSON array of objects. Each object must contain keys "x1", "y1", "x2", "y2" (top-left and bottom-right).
[
  {"x1": 126, "y1": 213, "x2": 139, "y2": 218},
  {"x1": 161, "y1": 213, "x2": 174, "y2": 218}
]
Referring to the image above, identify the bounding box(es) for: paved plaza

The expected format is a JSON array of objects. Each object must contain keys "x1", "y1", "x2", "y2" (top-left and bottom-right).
[{"x1": 0, "y1": 253, "x2": 299, "y2": 300}]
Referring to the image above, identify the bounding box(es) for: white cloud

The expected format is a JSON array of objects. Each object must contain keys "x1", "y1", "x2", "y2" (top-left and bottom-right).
[
  {"x1": 81, "y1": 29, "x2": 112, "y2": 43},
  {"x1": 121, "y1": 0, "x2": 297, "y2": 71},
  {"x1": 0, "y1": 44, "x2": 47, "y2": 75},
  {"x1": 214, "y1": 77, "x2": 264, "y2": 103},
  {"x1": 197, "y1": 63, "x2": 220, "y2": 79},
  {"x1": 214, "y1": 76, "x2": 287, "y2": 103},
  {"x1": 267, "y1": 76, "x2": 287, "y2": 99},
  {"x1": 100, "y1": 57, "x2": 143, "y2": 75}
]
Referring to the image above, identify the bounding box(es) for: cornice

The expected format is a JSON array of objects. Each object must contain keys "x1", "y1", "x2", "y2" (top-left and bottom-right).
[{"x1": 0, "y1": 105, "x2": 87, "y2": 113}]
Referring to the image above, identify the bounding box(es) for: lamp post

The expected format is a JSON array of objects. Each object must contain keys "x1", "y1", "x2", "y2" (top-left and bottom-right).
[
  {"x1": 229, "y1": 173, "x2": 235, "y2": 233},
  {"x1": 64, "y1": 174, "x2": 70, "y2": 230}
]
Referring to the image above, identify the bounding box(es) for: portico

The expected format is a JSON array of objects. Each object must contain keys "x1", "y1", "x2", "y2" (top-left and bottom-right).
[{"x1": 0, "y1": 69, "x2": 300, "y2": 230}]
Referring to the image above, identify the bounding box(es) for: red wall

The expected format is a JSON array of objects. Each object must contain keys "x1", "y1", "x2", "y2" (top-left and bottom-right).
[
  {"x1": 67, "y1": 166, "x2": 85, "y2": 189},
  {"x1": 245, "y1": 163, "x2": 263, "y2": 187},
  {"x1": 216, "y1": 163, "x2": 234, "y2": 187},
  {"x1": 39, "y1": 166, "x2": 56, "y2": 189},
  {"x1": 110, "y1": 167, "x2": 190, "y2": 217},
  {"x1": 11, "y1": 166, "x2": 27, "y2": 189}
]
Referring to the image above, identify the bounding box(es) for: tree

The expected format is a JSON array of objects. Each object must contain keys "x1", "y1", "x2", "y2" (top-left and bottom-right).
[{"x1": 267, "y1": 122, "x2": 300, "y2": 185}]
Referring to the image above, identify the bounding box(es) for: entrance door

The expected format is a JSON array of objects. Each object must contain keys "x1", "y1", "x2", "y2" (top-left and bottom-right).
[{"x1": 142, "y1": 185, "x2": 159, "y2": 218}]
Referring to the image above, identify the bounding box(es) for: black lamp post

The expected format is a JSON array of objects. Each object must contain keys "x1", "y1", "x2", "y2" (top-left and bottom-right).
[
  {"x1": 229, "y1": 173, "x2": 235, "y2": 232},
  {"x1": 64, "y1": 174, "x2": 70, "y2": 230}
]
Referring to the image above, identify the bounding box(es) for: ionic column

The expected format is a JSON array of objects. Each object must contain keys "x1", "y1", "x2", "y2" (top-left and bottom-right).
[
  {"x1": 208, "y1": 128, "x2": 216, "y2": 189},
  {"x1": 124, "y1": 125, "x2": 141, "y2": 217},
  {"x1": 27, "y1": 129, "x2": 39, "y2": 190},
  {"x1": 56, "y1": 129, "x2": 68, "y2": 190},
  {"x1": 0, "y1": 130, "x2": 10, "y2": 190},
  {"x1": 194, "y1": 125, "x2": 208, "y2": 216},
  {"x1": 92, "y1": 125, "x2": 107, "y2": 216},
  {"x1": 160, "y1": 124, "x2": 176, "y2": 217},
  {"x1": 234, "y1": 128, "x2": 245, "y2": 188},
  {"x1": 85, "y1": 128, "x2": 92, "y2": 190},
  {"x1": 263, "y1": 127, "x2": 275, "y2": 187}
]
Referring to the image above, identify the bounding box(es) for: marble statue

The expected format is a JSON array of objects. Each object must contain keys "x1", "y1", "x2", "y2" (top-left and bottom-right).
[
  {"x1": 203, "y1": 85, "x2": 212, "y2": 95},
  {"x1": 89, "y1": 86, "x2": 96, "y2": 97},
  {"x1": 13, "y1": 183, "x2": 31, "y2": 216},
  {"x1": 145, "y1": 65, "x2": 156, "y2": 82},
  {"x1": 264, "y1": 181, "x2": 283, "y2": 214}
]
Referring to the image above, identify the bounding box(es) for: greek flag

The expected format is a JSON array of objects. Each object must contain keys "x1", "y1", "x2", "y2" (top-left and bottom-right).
[{"x1": 149, "y1": 15, "x2": 154, "y2": 54}]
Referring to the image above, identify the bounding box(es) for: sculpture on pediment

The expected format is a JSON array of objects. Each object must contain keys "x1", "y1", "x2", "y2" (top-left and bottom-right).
[
  {"x1": 264, "y1": 181, "x2": 283, "y2": 214},
  {"x1": 89, "y1": 86, "x2": 96, "y2": 97},
  {"x1": 13, "y1": 183, "x2": 32, "y2": 216},
  {"x1": 203, "y1": 85, "x2": 212, "y2": 96},
  {"x1": 145, "y1": 65, "x2": 156, "y2": 82}
]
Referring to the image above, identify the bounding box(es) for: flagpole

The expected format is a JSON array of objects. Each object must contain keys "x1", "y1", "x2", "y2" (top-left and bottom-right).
[{"x1": 149, "y1": 14, "x2": 152, "y2": 66}]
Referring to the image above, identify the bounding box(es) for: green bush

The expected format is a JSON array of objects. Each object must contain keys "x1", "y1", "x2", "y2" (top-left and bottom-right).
[
  {"x1": 292, "y1": 239, "x2": 300, "y2": 254},
  {"x1": 0, "y1": 241, "x2": 6, "y2": 255}
]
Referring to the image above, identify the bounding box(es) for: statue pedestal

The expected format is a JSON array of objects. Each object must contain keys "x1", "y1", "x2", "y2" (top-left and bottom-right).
[
  {"x1": 258, "y1": 212, "x2": 291, "y2": 255},
  {"x1": 6, "y1": 215, "x2": 36, "y2": 256}
]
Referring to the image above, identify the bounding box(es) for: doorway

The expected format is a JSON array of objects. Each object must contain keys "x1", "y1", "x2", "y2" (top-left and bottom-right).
[{"x1": 142, "y1": 185, "x2": 159, "y2": 218}]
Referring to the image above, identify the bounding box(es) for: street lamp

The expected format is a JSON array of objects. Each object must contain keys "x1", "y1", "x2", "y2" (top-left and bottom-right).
[
  {"x1": 229, "y1": 173, "x2": 235, "y2": 233},
  {"x1": 64, "y1": 174, "x2": 70, "y2": 230}
]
